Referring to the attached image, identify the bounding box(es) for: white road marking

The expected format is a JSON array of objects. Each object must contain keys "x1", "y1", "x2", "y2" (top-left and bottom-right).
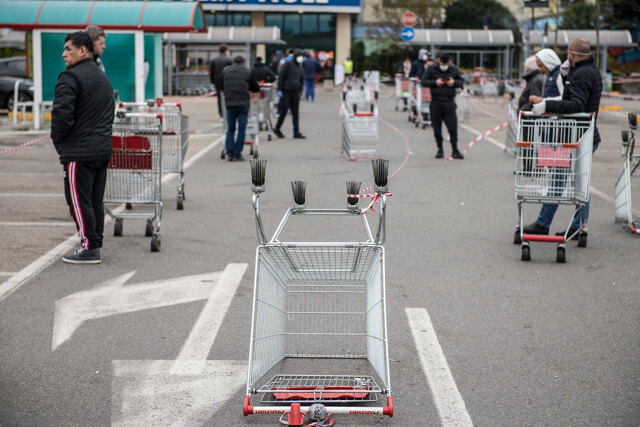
[
  {"x1": 0, "y1": 272, "x2": 18, "y2": 277},
  {"x1": 0, "y1": 193, "x2": 65, "y2": 198},
  {"x1": 0, "y1": 136, "x2": 223, "y2": 302},
  {"x1": 406, "y1": 308, "x2": 473, "y2": 427},
  {"x1": 0, "y1": 221, "x2": 75, "y2": 227},
  {"x1": 51, "y1": 271, "x2": 224, "y2": 351}
]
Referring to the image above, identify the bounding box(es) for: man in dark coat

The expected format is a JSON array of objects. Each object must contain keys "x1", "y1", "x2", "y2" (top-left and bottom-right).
[
  {"x1": 220, "y1": 55, "x2": 260, "y2": 161},
  {"x1": 250, "y1": 57, "x2": 277, "y2": 83},
  {"x1": 273, "y1": 49, "x2": 305, "y2": 139},
  {"x1": 524, "y1": 38, "x2": 602, "y2": 238},
  {"x1": 209, "y1": 43, "x2": 233, "y2": 118},
  {"x1": 51, "y1": 31, "x2": 114, "y2": 263},
  {"x1": 421, "y1": 54, "x2": 465, "y2": 159}
]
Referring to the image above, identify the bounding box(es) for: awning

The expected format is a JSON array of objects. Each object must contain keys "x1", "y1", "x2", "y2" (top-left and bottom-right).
[
  {"x1": 408, "y1": 29, "x2": 515, "y2": 47},
  {"x1": 0, "y1": 0, "x2": 206, "y2": 33},
  {"x1": 164, "y1": 26, "x2": 285, "y2": 45},
  {"x1": 525, "y1": 30, "x2": 636, "y2": 47}
]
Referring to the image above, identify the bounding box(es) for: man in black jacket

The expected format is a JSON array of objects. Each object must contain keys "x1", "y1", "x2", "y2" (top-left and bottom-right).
[
  {"x1": 524, "y1": 38, "x2": 602, "y2": 238},
  {"x1": 221, "y1": 55, "x2": 260, "y2": 161},
  {"x1": 421, "y1": 54, "x2": 465, "y2": 159},
  {"x1": 250, "y1": 57, "x2": 277, "y2": 83},
  {"x1": 273, "y1": 49, "x2": 305, "y2": 139},
  {"x1": 51, "y1": 31, "x2": 114, "y2": 264},
  {"x1": 209, "y1": 44, "x2": 233, "y2": 118}
]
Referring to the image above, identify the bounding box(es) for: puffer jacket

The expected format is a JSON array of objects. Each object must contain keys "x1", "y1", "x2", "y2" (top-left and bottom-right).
[
  {"x1": 250, "y1": 62, "x2": 277, "y2": 83},
  {"x1": 50, "y1": 58, "x2": 114, "y2": 163},
  {"x1": 421, "y1": 64, "x2": 464, "y2": 102},
  {"x1": 546, "y1": 57, "x2": 602, "y2": 144},
  {"x1": 209, "y1": 53, "x2": 233, "y2": 85},
  {"x1": 518, "y1": 69, "x2": 545, "y2": 111},
  {"x1": 221, "y1": 63, "x2": 260, "y2": 108},
  {"x1": 277, "y1": 59, "x2": 303, "y2": 93}
]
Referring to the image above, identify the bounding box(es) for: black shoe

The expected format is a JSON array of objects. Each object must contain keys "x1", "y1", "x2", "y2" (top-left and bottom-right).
[
  {"x1": 273, "y1": 129, "x2": 285, "y2": 139},
  {"x1": 62, "y1": 248, "x2": 101, "y2": 264},
  {"x1": 522, "y1": 222, "x2": 549, "y2": 235},
  {"x1": 227, "y1": 154, "x2": 234, "y2": 162},
  {"x1": 435, "y1": 149, "x2": 444, "y2": 159},
  {"x1": 452, "y1": 151, "x2": 464, "y2": 160},
  {"x1": 555, "y1": 228, "x2": 580, "y2": 238},
  {"x1": 293, "y1": 133, "x2": 306, "y2": 139},
  {"x1": 234, "y1": 154, "x2": 245, "y2": 161}
]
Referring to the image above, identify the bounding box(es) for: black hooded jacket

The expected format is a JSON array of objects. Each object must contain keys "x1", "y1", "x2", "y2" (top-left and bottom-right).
[
  {"x1": 50, "y1": 58, "x2": 114, "y2": 163},
  {"x1": 421, "y1": 64, "x2": 464, "y2": 102},
  {"x1": 251, "y1": 62, "x2": 277, "y2": 83}
]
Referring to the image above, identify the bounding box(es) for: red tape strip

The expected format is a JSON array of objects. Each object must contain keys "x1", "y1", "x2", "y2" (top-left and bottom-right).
[{"x1": 0, "y1": 135, "x2": 48, "y2": 155}]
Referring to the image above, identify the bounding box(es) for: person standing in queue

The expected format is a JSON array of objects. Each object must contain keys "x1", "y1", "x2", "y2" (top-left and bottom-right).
[
  {"x1": 85, "y1": 25, "x2": 106, "y2": 73},
  {"x1": 209, "y1": 43, "x2": 233, "y2": 119},
  {"x1": 220, "y1": 55, "x2": 260, "y2": 161},
  {"x1": 302, "y1": 52, "x2": 322, "y2": 102},
  {"x1": 421, "y1": 54, "x2": 464, "y2": 159},
  {"x1": 250, "y1": 56, "x2": 277, "y2": 83},
  {"x1": 410, "y1": 49, "x2": 429, "y2": 78},
  {"x1": 343, "y1": 56, "x2": 354, "y2": 83},
  {"x1": 51, "y1": 31, "x2": 114, "y2": 263},
  {"x1": 273, "y1": 49, "x2": 305, "y2": 139}
]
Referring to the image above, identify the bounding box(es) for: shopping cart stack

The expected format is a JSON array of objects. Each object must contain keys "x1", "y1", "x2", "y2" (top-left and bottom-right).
[
  {"x1": 220, "y1": 92, "x2": 260, "y2": 159},
  {"x1": 363, "y1": 70, "x2": 380, "y2": 103},
  {"x1": 104, "y1": 112, "x2": 163, "y2": 252},
  {"x1": 615, "y1": 113, "x2": 640, "y2": 234},
  {"x1": 119, "y1": 99, "x2": 189, "y2": 210},
  {"x1": 244, "y1": 158, "x2": 393, "y2": 426},
  {"x1": 341, "y1": 88, "x2": 379, "y2": 161},
  {"x1": 514, "y1": 112, "x2": 596, "y2": 263},
  {"x1": 394, "y1": 74, "x2": 410, "y2": 111}
]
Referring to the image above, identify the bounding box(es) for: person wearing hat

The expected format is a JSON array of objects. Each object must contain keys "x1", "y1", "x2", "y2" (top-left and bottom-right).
[
  {"x1": 410, "y1": 49, "x2": 430, "y2": 78},
  {"x1": 250, "y1": 56, "x2": 277, "y2": 83},
  {"x1": 530, "y1": 48, "x2": 564, "y2": 103},
  {"x1": 273, "y1": 49, "x2": 306, "y2": 139}
]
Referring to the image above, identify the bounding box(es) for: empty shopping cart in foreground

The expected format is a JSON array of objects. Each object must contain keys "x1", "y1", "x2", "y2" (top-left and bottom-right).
[
  {"x1": 244, "y1": 158, "x2": 393, "y2": 426},
  {"x1": 118, "y1": 99, "x2": 189, "y2": 210},
  {"x1": 514, "y1": 112, "x2": 595, "y2": 263},
  {"x1": 104, "y1": 112, "x2": 163, "y2": 252},
  {"x1": 615, "y1": 113, "x2": 640, "y2": 234}
]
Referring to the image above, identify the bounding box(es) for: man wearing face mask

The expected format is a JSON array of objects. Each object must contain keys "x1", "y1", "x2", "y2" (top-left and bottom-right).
[
  {"x1": 525, "y1": 39, "x2": 602, "y2": 240},
  {"x1": 273, "y1": 49, "x2": 305, "y2": 139},
  {"x1": 421, "y1": 54, "x2": 465, "y2": 159},
  {"x1": 410, "y1": 49, "x2": 429, "y2": 78}
]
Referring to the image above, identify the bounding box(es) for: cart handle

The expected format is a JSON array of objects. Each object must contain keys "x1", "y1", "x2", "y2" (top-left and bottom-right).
[
  {"x1": 519, "y1": 111, "x2": 595, "y2": 118},
  {"x1": 516, "y1": 141, "x2": 580, "y2": 149}
]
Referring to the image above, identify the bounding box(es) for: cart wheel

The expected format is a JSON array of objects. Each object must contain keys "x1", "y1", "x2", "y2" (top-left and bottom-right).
[
  {"x1": 521, "y1": 245, "x2": 531, "y2": 261},
  {"x1": 220, "y1": 149, "x2": 226, "y2": 160},
  {"x1": 177, "y1": 195, "x2": 184, "y2": 210},
  {"x1": 114, "y1": 218, "x2": 123, "y2": 236},
  {"x1": 145, "y1": 220, "x2": 154, "y2": 237},
  {"x1": 253, "y1": 149, "x2": 259, "y2": 158},
  {"x1": 415, "y1": 121, "x2": 419, "y2": 127},
  {"x1": 125, "y1": 203, "x2": 133, "y2": 210},
  {"x1": 150, "y1": 235, "x2": 161, "y2": 252},
  {"x1": 395, "y1": 106, "x2": 398, "y2": 111},
  {"x1": 556, "y1": 246, "x2": 566, "y2": 263},
  {"x1": 250, "y1": 145, "x2": 254, "y2": 155},
  {"x1": 577, "y1": 232, "x2": 587, "y2": 248},
  {"x1": 268, "y1": 134, "x2": 272, "y2": 141},
  {"x1": 513, "y1": 229, "x2": 522, "y2": 244},
  {"x1": 422, "y1": 124, "x2": 427, "y2": 129}
]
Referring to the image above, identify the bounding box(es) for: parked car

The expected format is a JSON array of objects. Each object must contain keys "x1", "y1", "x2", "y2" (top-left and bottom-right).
[
  {"x1": 0, "y1": 56, "x2": 28, "y2": 79},
  {"x1": 0, "y1": 77, "x2": 33, "y2": 112}
]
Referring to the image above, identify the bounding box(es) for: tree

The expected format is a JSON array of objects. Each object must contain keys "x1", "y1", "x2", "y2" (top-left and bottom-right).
[
  {"x1": 558, "y1": 0, "x2": 595, "y2": 29},
  {"x1": 443, "y1": 0, "x2": 517, "y2": 30},
  {"x1": 366, "y1": 0, "x2": 451, "y2": 39}
]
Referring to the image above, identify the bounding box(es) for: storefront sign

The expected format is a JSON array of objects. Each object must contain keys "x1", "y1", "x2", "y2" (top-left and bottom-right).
[{"x1": 200, "y1": 0, "x2": 361, "y2": 13}]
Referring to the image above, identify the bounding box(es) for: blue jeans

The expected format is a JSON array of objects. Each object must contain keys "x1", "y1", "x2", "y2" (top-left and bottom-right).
[
  {"x1": 225, "y1": 106, "x2": 248, "y2": 156},
  {"x1": 304, "y1": 78, "x2": 316, "y2": 102},
  {"x1": 536, "y1": 143, "x2": 599, "y2": 230}
]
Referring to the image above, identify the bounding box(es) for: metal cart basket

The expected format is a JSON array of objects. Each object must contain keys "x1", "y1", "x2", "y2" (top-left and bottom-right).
[
  {"x1": 258, "y1": 82, "x2": 276, "y2": 141},
  {"x1": 104, "y1": 112, "x2": 163, "y2": 252},
  {"x1": 514, "y1": 112, "x2": 595, "y2": 262},
  {"x1": 413, "y1": 80, "x2": 431, "y2": 129},
  {"x1": 615, "y1": 113, "x2": 640, "y2": 234},
  {"x1": 394, "y1": 74, "x2": 410, "y2": 111},
  {"x1": 118, "y1": 100, "x2": 189, "y2": 210},
  {"x1": 504, "y1": 96, "x2": 518, "y2": 156},
  {"x1": 244, "y1": 159, "x2": 393, "y2": 426},
  {"x1": 341, "y1": 95, "x2": 379, "y2": 162}
]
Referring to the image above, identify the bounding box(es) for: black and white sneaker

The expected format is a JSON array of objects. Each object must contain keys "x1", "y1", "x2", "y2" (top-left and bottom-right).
[{"x1": 62, "y1": 248, "x2": 101, "y2": 264}]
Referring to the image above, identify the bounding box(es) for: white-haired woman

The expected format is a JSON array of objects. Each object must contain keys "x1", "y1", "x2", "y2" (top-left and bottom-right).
[{"x1": 518, "y1": 55, "x2": 545, "y2": 112}]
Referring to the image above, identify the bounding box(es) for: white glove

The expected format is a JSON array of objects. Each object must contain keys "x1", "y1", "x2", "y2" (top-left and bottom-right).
[{"x1": 532, "y1": 99, "x2": 546, "y2": 116}]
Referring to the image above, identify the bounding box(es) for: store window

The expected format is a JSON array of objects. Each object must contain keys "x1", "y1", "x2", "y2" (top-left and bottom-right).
[{"x1": 205, "y1": 12, "x2": 251, "y2": 27}]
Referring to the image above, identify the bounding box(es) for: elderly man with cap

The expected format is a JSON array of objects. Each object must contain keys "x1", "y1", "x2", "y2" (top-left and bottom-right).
[{"x1": 524, "y1": 38, "x2": 602, "y2": 241}]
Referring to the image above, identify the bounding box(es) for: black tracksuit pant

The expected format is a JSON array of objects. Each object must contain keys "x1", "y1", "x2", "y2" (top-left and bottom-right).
[
  {"x1": 64, "y1": 160, "x2": 109, "y2": 251},
  {"x1": 430, "y1": 99, "x2": 459, "y2": 151},
  {"x1": 275, "y1": 90, "x2": 300, "y2": 135}
]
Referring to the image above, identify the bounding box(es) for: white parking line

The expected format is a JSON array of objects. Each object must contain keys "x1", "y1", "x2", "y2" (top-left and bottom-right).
[
  {"x1": 0, "y1": 193, "x2": 65, "y2": 199},
  {"x1": 0, "y1": 136, "x2": 223, "y2": 301},
  {"x1": 406, "y1": 307, "x2": 473, "y2": 427},
  {"x1": 0, "y1": 221, "x2": 75, "y2": 227}
]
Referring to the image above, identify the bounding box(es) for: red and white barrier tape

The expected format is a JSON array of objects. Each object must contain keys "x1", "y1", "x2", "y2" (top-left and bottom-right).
[
  {"x1": 446, "y1": 120, "x2": 511, "y2": 160},
  {"x1": 0, "y1": 134, "x2": 48, "y2": 155},
  {"x1": 467, "y1": 95, "x2": 509, "y2": 119}
]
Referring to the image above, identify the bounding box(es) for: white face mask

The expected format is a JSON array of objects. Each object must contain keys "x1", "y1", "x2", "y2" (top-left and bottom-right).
[
  {"x1": 296, "y1": 56, "x2": 303, "y2": 64},
  {"x1": 440, "y1": 65, "x2": 449, "y2": 72},
  {"x1": 422, "y1": 55, "x2": 428, "y2": 61}
]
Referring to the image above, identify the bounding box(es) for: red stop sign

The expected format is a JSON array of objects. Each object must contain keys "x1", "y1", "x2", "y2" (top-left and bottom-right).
[{"x1": 402, "y1": 12, "x2": 417, "y2": 28}]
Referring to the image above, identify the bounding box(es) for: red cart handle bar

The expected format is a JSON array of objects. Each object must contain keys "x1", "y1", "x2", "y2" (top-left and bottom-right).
[{"x1": 243, "y1": 395, "x2": 393, "y2": 417}]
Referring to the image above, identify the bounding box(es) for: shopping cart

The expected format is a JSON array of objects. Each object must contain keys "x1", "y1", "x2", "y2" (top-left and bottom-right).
[
  {"x1": 244, "y1": 158, "x2": 393, "y2": 426},
  {"x1": 220, "y1": 92, "x2": 260, "y2": 159},
  {"x1": 414, "y1": 82, "x2": 431, "y2": 129},
  {"x1": 119, "y1": 99, "x2": 189, "y2": 210},
  {"x1": 615, "y1": 113, "x2": 640, "y2": 234},
  {"x1": 394, "y1": 74, "x2": 410, "y2": 111},
  {"x1": 104, "y1": 112, "x2": 163, "y2": 252},
  {"x1": 341, "y1": 94, "x2": 379, "y2": 161},
  {"x1": 363, "y1": 70, "x2": 380, "y2": 102},
  {"x1": 514, "y1": 112, "x2": 596, "y2": 262},
  {"x1": 258, "y1": 82, "x2": 276, "y2": 141},
  {"x1": 504, "y1": 94, "x2": 518, "y2": 156}
]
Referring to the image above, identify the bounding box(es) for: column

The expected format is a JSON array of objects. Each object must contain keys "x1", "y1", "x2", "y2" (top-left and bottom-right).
[
  {"x1": 335, "y1": 13, "x2": 352, "y2": 68},
  {"x1": 252, "y1": 11, "x2": 266, "y2": 61}
]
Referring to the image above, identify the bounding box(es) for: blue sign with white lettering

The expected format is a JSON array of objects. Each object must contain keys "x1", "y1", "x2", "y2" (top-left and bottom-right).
[
  {"x1": 401, "y1": 27, "x2": 415, "y2": 41},
  {"x1": 199, "y1": 0, "x2": 361, "y2": 12}
]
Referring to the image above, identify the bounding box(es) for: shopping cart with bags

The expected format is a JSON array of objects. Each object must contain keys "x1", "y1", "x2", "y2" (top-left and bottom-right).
[
  {"x1": 394, "y1": 74, "x2": 410, "y2": 111},
  {"x1": 220, "y1": 92, "x2": 260, "y2": 159},
  {"x1": 514, "y1": 112, "x2": 595, "y2": 263},
  {"x1": 615, "y1": 113, "x2": 640, "y2": 234},
  {"x1": 104, "y1": 112, "x2": 163, "y2": 252},
  {"x1": 119, "y1": 99, "x2": 189, "y2": 210},
  {"x1": 244, "y1": 158, "x2": 393, "y2": 426}
]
